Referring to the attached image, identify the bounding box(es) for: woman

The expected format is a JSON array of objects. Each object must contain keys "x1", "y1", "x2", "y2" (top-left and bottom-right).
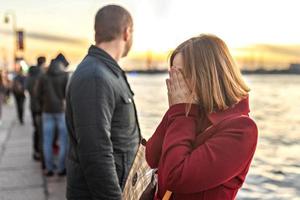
[{"x1": 146, "y1": 34, "x2": 258, "y2": 200}]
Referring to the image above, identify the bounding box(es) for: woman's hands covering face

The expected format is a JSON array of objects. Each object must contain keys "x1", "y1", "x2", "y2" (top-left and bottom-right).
[{"x1": 166, "y1": 67, "x2": 194, "y2": 107}]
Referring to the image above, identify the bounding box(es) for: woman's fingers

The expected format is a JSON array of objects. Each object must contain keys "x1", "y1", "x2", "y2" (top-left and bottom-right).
[
  {"x1": 166, "y1": 78, "x2": 171, "y2": 92},
  {"x1": 176, "y1": 69, "x2": 185, "y2": 85},
  {"x1": 168, "y1": 70, "x2": 173, "y2": 91},
  {"x1": 168, "y1": 66, "x2": 195, "y2": 104},
  {"x1": 166, "y1": 79, "x2": 172, "y2": 106},
  {"x1": 173, "y1": 69, "x2": 182, "y2": 90},
  {"x1": 174, "y1": 68, "x2": 185, "y2": 87},
  {"x1": 175, "y1": 68, "x2": 191, "y2": 94},
  {"x1": 170, "y1": 67, "x2": 180, "y2": 91},
  {"x1": 169, "y1": 70, "x2": 176, "y2": 93}
]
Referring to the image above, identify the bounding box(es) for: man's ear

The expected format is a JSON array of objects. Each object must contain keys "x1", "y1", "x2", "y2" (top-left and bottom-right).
[{"x1": 123, "y1": 26, "x2": 131, "y2": 42}]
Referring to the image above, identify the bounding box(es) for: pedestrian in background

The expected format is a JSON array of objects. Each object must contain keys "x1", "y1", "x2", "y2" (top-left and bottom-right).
[
  {"x1": 37, "y1": 59, "x2": 69, "y2": 176},
  {"x1": 0, "y1": 70, "x2": 7, "y2": 126},
  {"x1": 51, "y1": 53, "x2": 69, "y2": 160},
  {"x1": 26, "y1": 56, "x2": 46, "y2": 161},
  {"x1": 12, "y1": 68, "x2": 26, "y2": 125},
  {"x1": 2, "y1": 70, "x2": 12, "y2": 104}
]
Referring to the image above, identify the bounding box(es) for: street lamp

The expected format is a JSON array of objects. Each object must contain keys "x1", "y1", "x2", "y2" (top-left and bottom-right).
[{"x1": 4, "y1": 11, "x2": 17, "y2": 72}]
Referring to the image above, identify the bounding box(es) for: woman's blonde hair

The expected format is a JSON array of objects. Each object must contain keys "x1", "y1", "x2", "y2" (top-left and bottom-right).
[{"x1": 170, "y1": 34, "x2": 250, "y2": 116}]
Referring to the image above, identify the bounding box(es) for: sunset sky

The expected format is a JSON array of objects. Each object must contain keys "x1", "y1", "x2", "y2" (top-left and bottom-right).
[{"x1": 1, "y1": 0, "x2": 300, "y2": 70}]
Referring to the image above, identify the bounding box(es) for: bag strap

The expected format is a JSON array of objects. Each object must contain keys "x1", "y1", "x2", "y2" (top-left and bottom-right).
[{"x1": 162, "y1": 190, "x2": 172, "y2": 200}]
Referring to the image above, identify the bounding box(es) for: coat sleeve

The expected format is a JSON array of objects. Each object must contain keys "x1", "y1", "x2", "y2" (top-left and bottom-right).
[
  {"x1": 71, "y1": 74, "x2": 122, "y2": 200},
  {"x1": 35, "y1": 76, "x2": 43, "y2": 110},
  {"x1": 160, "y1": 104, "x2": 258, "y2": 193},
  {"x1": 63, "y1": 73, "x2": 69, "y2": 98},
  {"x1": 145, "y1": 110, "x2": 169, "y2": 168},
  {"x1": 25, "y1": 76, "x2": 30, "y2": 91}
]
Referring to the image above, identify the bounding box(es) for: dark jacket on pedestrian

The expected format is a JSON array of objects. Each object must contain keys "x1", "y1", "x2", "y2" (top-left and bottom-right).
[
  {"x1": 26, "y1": 65, "x2": 44, "y2": 113},
  {"x1": 0, "y1": 79, "x2": 6, "y2": 95},
  {"x1": 12, "y1": 74, "x2": 26, "y2": 98},
  {"x1": 65, "y1": 45, "x2": 140, "y2": 200},
  {"x1": 37, "y1": 60, "x2": 68, "y2": 113}
]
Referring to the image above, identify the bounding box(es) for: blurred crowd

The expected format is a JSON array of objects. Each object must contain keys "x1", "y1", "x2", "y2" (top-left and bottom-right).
[{"x1": 0, "y1": 53, "x2": 70, "y2": 176}]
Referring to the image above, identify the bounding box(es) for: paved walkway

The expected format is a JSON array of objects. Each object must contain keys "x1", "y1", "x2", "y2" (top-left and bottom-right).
[{"x1": 0, "y1": 101, "x2": 66, "y2": 200}]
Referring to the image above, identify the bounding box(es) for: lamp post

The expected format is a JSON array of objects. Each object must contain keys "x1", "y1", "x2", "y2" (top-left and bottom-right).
[{"x1": 4, "y1": 11, "x2": 17, "y2": 72}]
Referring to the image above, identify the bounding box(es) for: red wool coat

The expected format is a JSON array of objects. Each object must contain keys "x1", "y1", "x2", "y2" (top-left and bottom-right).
[{"x1": 146, "y1": 97, "x2": 258, "y2": 200}]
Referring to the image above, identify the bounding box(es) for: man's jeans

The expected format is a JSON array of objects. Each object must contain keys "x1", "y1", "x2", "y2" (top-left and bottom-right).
[{"x1": 42, "y1": 113, "x2": 68, "y2": 172}]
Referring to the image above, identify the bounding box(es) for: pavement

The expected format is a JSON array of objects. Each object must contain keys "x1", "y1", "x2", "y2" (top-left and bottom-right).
[{"x1": 0, "y1": 100, "x2": 66, "y2": 200}]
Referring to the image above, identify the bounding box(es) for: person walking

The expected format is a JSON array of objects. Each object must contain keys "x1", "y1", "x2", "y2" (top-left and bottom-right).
[
  {"x1": 0, "y1": 70, "x2": 7, "y2": 126},
  {"x1": 51, "y1": 53, "x2": 69, "y2": 156},
  {"x1": 12, "y1": 68, "x2": 26, "y2": 124},
  {"x1": 2, "y1": 70, "x2": 12, "y2": 104},
  {"x1": 37, "y1": 59, "x2": 69, "y2": 176},
  {"x1": 146, "y1": 34, "x2": 258, "y2": 200},
  {"x1": 65, "y1": 5, "x2": 140, "y2": 200},
  {"x1": 26, "y1": 56, "x2": 46, "y2": 161}
]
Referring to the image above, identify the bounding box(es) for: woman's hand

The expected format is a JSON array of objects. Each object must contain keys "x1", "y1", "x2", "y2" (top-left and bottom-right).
[{"x1": 166, "y1": 67, "x2": 192, "y2": 107}]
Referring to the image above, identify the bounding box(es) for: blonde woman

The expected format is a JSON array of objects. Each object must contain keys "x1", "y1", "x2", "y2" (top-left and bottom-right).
[{"x1": 146, "y1": 34, "x2": 258, "y2": 200}]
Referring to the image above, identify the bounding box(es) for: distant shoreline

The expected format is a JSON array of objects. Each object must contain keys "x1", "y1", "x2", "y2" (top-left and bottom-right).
[{"x1": 242, "y1": 69, "x2": 300, "y2": 75}]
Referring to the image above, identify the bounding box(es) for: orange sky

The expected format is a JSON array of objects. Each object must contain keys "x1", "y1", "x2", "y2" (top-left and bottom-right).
[
  {"x1": 1, "y1": 34, "x2": 299, "y2": 71},
  {"x1": 1, "y1": 0, "x2": 300, "y2": 70}
]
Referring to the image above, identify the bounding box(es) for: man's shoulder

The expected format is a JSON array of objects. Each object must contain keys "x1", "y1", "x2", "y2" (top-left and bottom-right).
[
  {"x1": 68, "y1": 56, "x2": 119, "y2": 99},
  {"x1": 73, "y1": 55, "x2": 117, "y2": 81}
]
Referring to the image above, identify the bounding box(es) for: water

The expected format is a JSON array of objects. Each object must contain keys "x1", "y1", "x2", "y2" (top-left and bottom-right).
[{"x1": 127, "y1": 74, "x2": 300, "y2": 200}]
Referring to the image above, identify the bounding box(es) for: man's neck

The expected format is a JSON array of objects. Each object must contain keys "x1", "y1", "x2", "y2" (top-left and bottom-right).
[{"x1": 96, "y1": 41, "x2": 123, "y2": 62}]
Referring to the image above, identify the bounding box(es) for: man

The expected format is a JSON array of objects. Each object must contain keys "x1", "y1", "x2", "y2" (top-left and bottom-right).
[
  {"x1": 66, "y1": 5, "x2": 140, "y2": 200},
  {"x1": 26, "y1": 56, "x2": 46, "y2": 161},
  {"x1": 51, "y1": 53, "x2": 69, "y2": 159},
  {"x1": 37, "y1": 59, "x2": 69, "y2": 176},
  {"x1": 12, "y1": 68, "x2": 26, "y2": 124}
]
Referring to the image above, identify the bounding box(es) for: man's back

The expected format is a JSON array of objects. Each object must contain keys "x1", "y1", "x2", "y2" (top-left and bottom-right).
[
  {"x1": 66, "y1": 46, "x2": 140, "y2": 199},
  {"x1": 37, "y1": 61, "x2": 68, "y2": 113},
  {"x1": 26, "y1": 66, "x2": 43, "y2": 112},
  {"x1": 27, "y1": 66, "x2": 42, "y2": 95},
  {"x1": 13, "y1": 74, "x2": 26, "y2": 96}
]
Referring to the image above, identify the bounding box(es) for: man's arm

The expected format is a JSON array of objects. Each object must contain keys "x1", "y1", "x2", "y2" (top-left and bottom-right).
[
  {"x1": 35, "y1": 77, "x2": 43, "y2": 111},
  {"x1": 71, "y1": 75, "x2": 122, "y2": 199},
  {"x1": 62, "y1": 73, "x2": 69, "y2": 99}
]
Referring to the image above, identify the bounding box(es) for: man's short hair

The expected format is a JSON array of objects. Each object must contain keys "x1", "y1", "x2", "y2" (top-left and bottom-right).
[
  {"x1": 94, "y1": 5, "x2": 133, "y2": 44},
  {"x1": 37, "y1": 56, "x2": 46, "y2": 66}
]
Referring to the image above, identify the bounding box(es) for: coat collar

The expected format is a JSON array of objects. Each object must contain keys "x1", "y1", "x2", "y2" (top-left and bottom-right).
[
  {"x1": 208, "y1": 96, "x2": 250, "y2": 125},
  {"x1": 88, "y1": 45, "x2": 124, "y2": 77}
]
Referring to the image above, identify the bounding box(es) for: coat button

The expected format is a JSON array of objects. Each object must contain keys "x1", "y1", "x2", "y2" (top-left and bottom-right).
[{"x1": 128, "y1": 98, "x2": 132, "y2": 103}]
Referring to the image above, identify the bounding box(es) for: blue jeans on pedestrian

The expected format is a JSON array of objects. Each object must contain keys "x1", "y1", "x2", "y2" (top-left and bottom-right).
[{"x1": 42, "y1": 113, "x2": 68, "y2": 172}]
